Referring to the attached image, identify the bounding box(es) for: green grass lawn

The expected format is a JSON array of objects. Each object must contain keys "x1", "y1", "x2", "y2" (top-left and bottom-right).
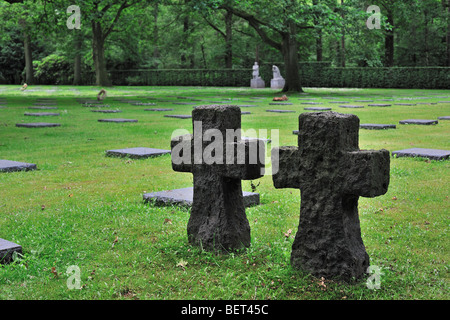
[{"x1": 0, "y1": 85, "x2": 449, "y2": 300}]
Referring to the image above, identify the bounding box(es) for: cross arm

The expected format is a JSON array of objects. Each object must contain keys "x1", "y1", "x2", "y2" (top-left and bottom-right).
[
  {"x1": 343, "y1": 149, "x2": 390, "y2": 197},
  {"x1": 271, "y1": 146, "x2": 301, "y2": 189},
  {"x1": 171, "y1": 134, "x2": 193, "y2": 173},
  {"x1": 223, "y1": 139, "x2": 265, "y2": 180}
]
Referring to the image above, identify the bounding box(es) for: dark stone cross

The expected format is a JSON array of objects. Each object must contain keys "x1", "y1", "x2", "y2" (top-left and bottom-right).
[
  {"x1": 272, "y1": 111, "x2": 390, "y2": 281},
  {"x1": 171, "y1": 105, "x2": 265, "y2": 252}
]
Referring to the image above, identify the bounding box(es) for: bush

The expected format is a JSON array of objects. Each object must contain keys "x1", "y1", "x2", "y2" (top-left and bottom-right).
[{"x1": 33, "y1": 54, "x2": 73, "y2": 85}]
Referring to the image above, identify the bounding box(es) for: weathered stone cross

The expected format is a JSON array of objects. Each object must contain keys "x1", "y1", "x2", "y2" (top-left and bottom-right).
[
  {"x1": 272, "y1": 111, "x2": 390, "y2": 280},
  {"x1": 171, "y1": 105, "x2": 265, "y2": 252}
]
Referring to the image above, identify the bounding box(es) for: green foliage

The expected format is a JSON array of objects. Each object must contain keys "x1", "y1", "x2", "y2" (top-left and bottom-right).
[{"x1": 33, "y1": 54, "x2": 73, "y2": 85}]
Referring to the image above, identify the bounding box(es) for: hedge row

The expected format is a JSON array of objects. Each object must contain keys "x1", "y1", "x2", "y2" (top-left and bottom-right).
[{"x1": 109, "y1": 65, "x2": 450, "y2": 89}]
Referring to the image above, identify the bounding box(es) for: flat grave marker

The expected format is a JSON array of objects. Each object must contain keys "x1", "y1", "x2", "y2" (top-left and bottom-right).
[
  {"x1": 98, "y1": 118, "x2": 138, "y2": 123},
  {"x1": 16, "y1": 122, "x2": 61, "y2": 128},
  {"x1": 0, "y1": 239, "x2": 22, "y2": 264},
  {"x1": 164, "y1": 115, "x2": 192, "y2": 119},
  {"x1": 24, "y1": 112, "x2": 60, "y2": 117},
  {"x1": 339, "y1": 105, "x2": 364, "y2": 109},
  {"x1": 392, "y1": 148, "x2": 450, "y2": 160},
  {"x1": 399, "y1": 119, "x2": 438, "y2": 125},
  {"x1": 266, "y1": 109, "x2": 296, "y2": 113},
  {"x1": 143, "y1": 187, "x2": 260, "y2": 208},
  {"x1": 360, "y1": 124, "x2": 396, "y2": 130},
  {"x1": 106, "y1": 147, "x2": 170, "y2": 159},
  {"x1": 0, "y1": 159, "x2": 37, "y2": 172},
  {"x1": 304, "y1": 107, "x2": 332, "y2": 111},
  {"x1": 145, "y1": 108, "x2": 174, "y2": 112}
]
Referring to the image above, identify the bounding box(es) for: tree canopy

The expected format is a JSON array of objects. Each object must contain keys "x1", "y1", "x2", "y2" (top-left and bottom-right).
[{"x1": 0, "y1": 0, "x2": 448, "y2": 90}]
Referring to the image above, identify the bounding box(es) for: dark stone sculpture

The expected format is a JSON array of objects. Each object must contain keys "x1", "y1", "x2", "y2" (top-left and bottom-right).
[
  {"x1": 272, "y1": 111, "x2": 390, "y2": 281},
  {"x1": 171, "y1": 105, "x2": 265, "y2": 252}
]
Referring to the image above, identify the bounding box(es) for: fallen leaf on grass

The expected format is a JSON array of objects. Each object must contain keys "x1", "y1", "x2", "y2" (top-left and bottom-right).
[
  {"x1": 177, "y1": 259, "x2": 188, "y2": 270},
  {"x1": 51, "y1": 267, "x2": 59, "y2": 278},
  {"x1": 284, "y1": 229, "x2": 292, "y2": 238},
  {"x1": 164, "y1": 218, "x2": 172, "y2": 225},
  {"x1": 112, "y1": 236, "x2": 118, "y2": 248}
]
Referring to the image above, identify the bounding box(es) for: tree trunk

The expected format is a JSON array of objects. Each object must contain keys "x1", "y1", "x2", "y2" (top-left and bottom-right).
[
  {"x1": 73, "y1": 34, "x2": 82, "y2": 85},
  {"x1": 313, "y1": 0, "x2": 322, "y2": 61},
  {"x1": 224, "y1": 9, "x2": 233, "y2": 68},
  {"x1": 384, "y1": 11, "x2": 394, "y2": 67},
  {"x1": 153, "y1": 4, "x2": 160, "y2": 68},
  {"x1": 23, "y1": 32, "x2": 34, "y2": 85},
  {"x1": 447, "y1": 0, "x2": 450, "y2": 66},
  {"x1": 281, "y1": 23, "x2": 303, "y2": 93},
  {"x1": 340, "y1": 0, "x2": 345, "y2": 67},
  {"x1": 92, "y1": 21, "x2": 110, "y2": 86}
]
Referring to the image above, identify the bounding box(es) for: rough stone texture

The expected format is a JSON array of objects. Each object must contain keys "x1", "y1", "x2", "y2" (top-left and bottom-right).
[
  {"x1": 143, "y1": 187, "x2": 260, "y2": 208},
  {"x1": 360, "y1": 124, "x2": 396, "y2": 130},
  {"x1": 392, "y1": 148, "x2": 450, "y2": 160},
  {"x1": 16, "y1": 122, "x2": 61, "y2": 128},
  {"x1": 0, "y1": 239, "x2": 22, "y2": 264},
  {"x1": 98, "y1": 118, "x2": 138, "y2": 123},
  {"x1": 0, "y1": 160, "x2": 37, "y2": 172},
  {"x1": 171, "y1": 105, "x2": 265, "y2": 252},
  {"x1": 106, "y1": 147, "x2": 170, "y2": 159},
  {"x1": 399, "y1": 119, "x2": 438, "y2": 125},
  {"x1": 24, "y1": 112, "x2": 60, "y2": 116},
  {"x1": 164, "y1": 115, "x2": 192, "y2": 119},
  {"x1": 272, "y1": 111, "x2": 390, "y2": 281}
]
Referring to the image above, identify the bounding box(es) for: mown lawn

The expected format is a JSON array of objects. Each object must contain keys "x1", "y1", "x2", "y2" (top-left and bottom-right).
[{"x1": 0, "y1": 85, "x2": 448, "y2": 300}]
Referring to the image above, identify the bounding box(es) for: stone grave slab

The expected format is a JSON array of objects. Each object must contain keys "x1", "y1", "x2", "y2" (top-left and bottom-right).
[
  {"x1": 394, "y1": 103, "x2": 416, "y2": 106},
  {"x1": 368, "y1": 104, "x2": 391, "y2": 107},
  {"x1": 355, "y1": 100, "x2": 374, "y2": 102},
  {"x1": 241, "y1": 111, "x2": 251, "y2": 115},
  {"x1": 0, "y1": 239, "x2": 22, "y2": 264},
  {"x1": 360, "y1": 124, "x2": 396, "y2": 130},
  {"x1": 304, "y1": 107, "x2": 332, "y2": 111},
  {"x1": 329, "y1": 101, "x2": 350, "y2": 104},
  {"x1": 106, "y1": 147, "x2": 170, "y2": 159},
  {"x1": 300, "y1": 102, "x2": 322, "y2": 105},
  {"x1": 266, "y1": 109, "x2": 295, "y2": 113},
  {"x1": 143, "y1": 187, "x2": 260, "y2": 208},
  {"x1": 33, "y1": 102, "x2": 57, "y2": 106},
  {"x1": 24, "y1": 112, "x2": 60, "y2": 117},
  {"x1": 0, "y1": 160, "x2": 37, "y2": 172},
  {"x1": 91, "y1": 110, "x2": 122, "y2": 113},
  {"x1": 392, "y1": 148, "x2": 450, "y2": 160},
  {"x1": 269, "y1": 102, "x2": 293, "y2": 105},
  {"x1": 438, "y1": 116, "x2": 450, "y2": 120},
  {"x1": 28, "y1": 106, "x2": 58, "y2": 110},
  {"x1": 173, "y1": 102, "x2": 198, "y2": 105},
  {"x1": 339, "y1": 105, "x2": 364, "y2": 109},
  {"x1": 237, "y1": 104, "x2": 257, "y2": 107},
  {"x1": 164, "y1": 115, "x2": 192, "y2": 119},
  {"x1": 98, "y1": 118, "x2": 138, "y2": 123},
  {"x1": 145, "y1": 108, "x2": 174, "y2": 112},
  {"x1": 131, "y1": 102, "x2": 156, "y2": 106},
  {"x1": 399, "y1": 119, "x2": 438, "y2": 125},
  {"x1": 16, "y1": 122, "x2": 61, "y2": 128}
]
